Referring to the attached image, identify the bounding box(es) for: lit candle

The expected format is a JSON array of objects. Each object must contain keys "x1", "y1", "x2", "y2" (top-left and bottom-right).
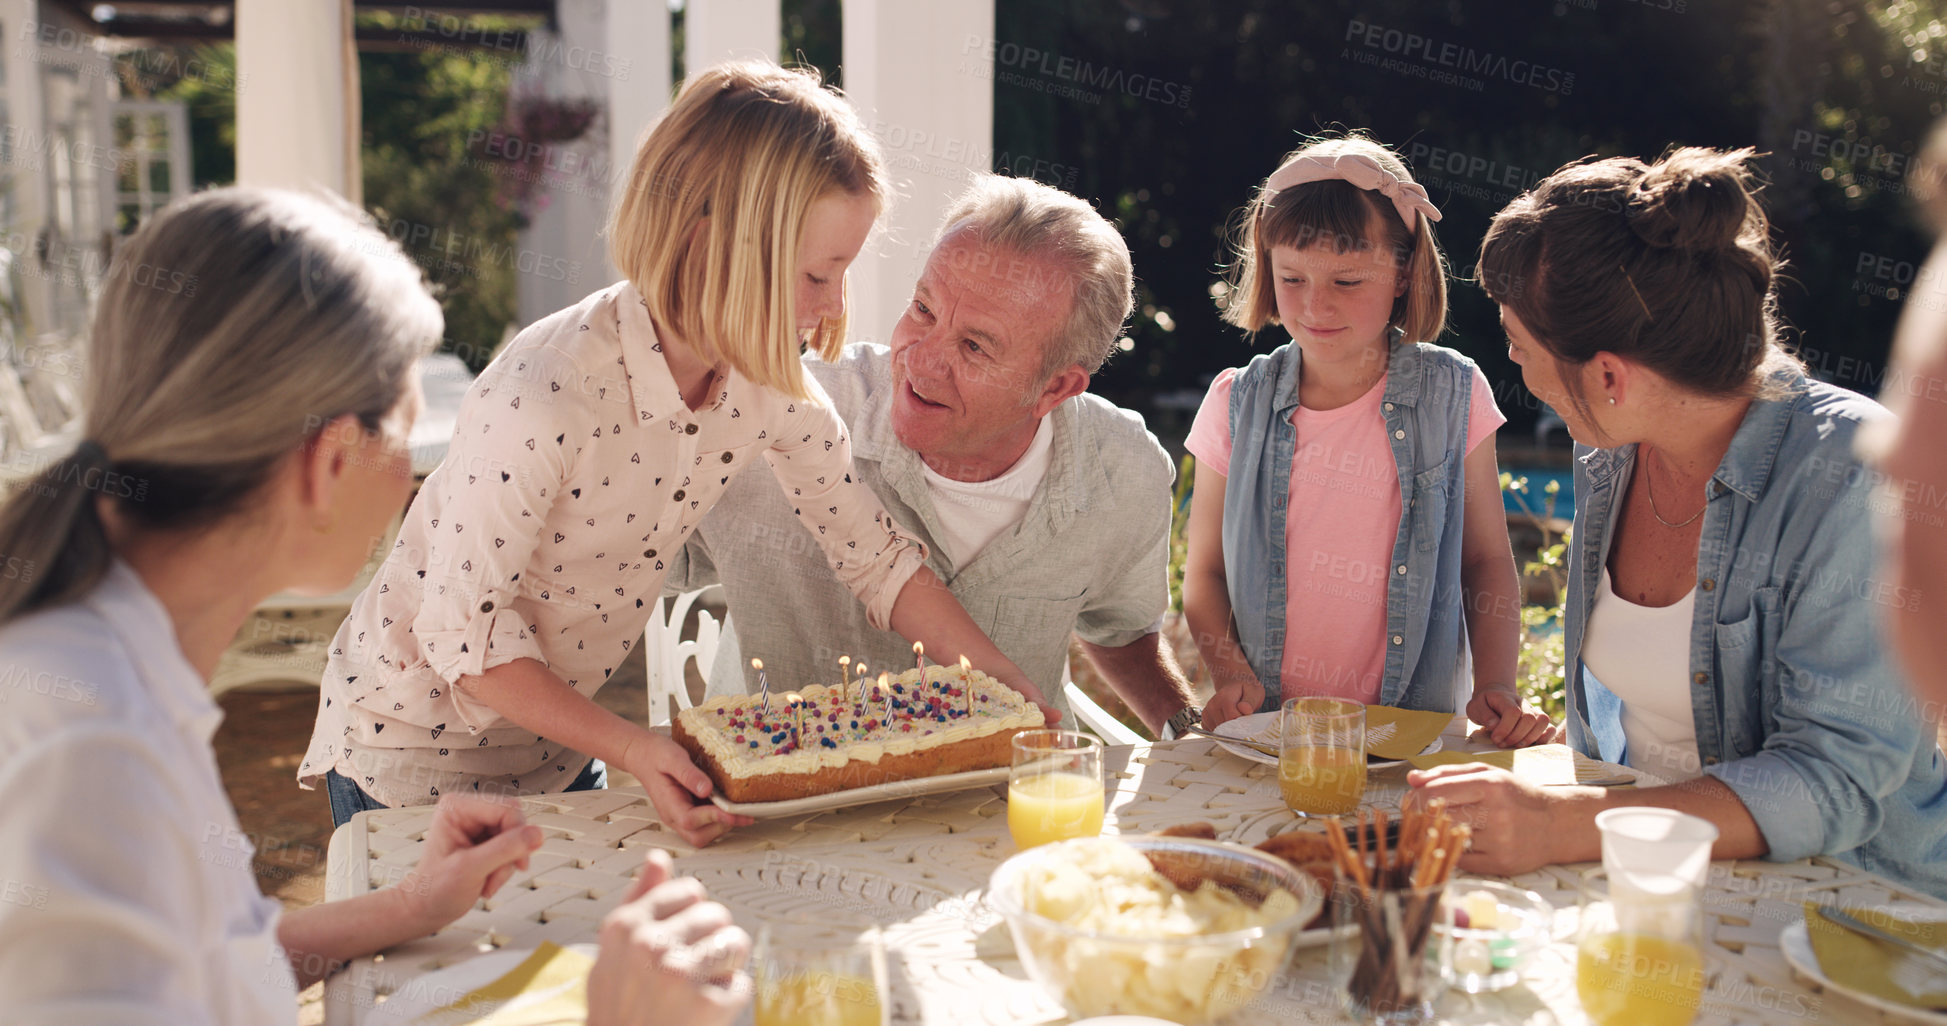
[
  {"x1": 959, "y1": 655, "x2": 973, "y2": 715},
  {"x1": 914, "y1": 641, "x2": 927, "y2": 693},
  {"x1": 878, "y1": 671, "x2": 894, "y2": 726},
  {"x1": 785, "y1": 691, "x2": 803, "y2": 748},
  {"x1": 854, "y1": 662, "x2": 867, "y2": 705},
  {"x1": 753, "y1": 657, "x2": 770, "y2": 716}
]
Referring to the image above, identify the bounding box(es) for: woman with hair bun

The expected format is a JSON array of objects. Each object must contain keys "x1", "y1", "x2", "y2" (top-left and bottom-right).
[
  {"x1": 0, "y1": 188, "x2": 752, "y2": 1024},
  {"x1": 1411, "y1": 147, "x2": 1947, "y2": 897}
]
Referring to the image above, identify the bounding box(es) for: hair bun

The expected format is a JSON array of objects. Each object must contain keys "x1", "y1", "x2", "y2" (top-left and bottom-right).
[{"x1": 1625, "y1": 147, "x2": 1757, "y2": 253}]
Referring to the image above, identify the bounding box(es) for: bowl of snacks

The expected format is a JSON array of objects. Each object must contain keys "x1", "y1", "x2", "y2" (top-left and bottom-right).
[
  {"x1": 986, "y1": 835, "x2": 1324, "y2": 1024},
  {"x1": 1434, "y1": 879, "x2": 1555, "y2": 993}
]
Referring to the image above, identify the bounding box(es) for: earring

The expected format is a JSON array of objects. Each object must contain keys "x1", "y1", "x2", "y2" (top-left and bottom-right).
[
  {"x1": 314, "y1": 513, "x2": 336, "y2": 535},
  {"x1": 1608, "y1": 397, "x2": 1616, "y2": 405}
]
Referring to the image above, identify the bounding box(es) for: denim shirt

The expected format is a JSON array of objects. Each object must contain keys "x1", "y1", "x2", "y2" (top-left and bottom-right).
[
  {"x1": 1223, "y1": 339, "x2": 1476, "y2": 712},
  {"x1": 1563, "y1": 369, "x2": 1947, "y2": 898}
]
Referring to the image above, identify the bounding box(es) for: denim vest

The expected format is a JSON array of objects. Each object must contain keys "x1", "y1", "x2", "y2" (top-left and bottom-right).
[
  {"x1": 1223, "y1": 339, "x2": 1477, "y2": 712},
  {"x1": 1562, "y1": 369, "x2": 1947, "y2": 897}
]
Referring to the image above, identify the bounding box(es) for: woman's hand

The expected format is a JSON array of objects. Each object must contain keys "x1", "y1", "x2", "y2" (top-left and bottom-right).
[
  {"x1": 624, "y1": 733, "x2": 755, "y2": 848},
  {"x1": 395, "y1": 794, "x2": 545, "y2": 931},
  {"x1": 1465, "y1": 687, "x2": 1562, "y2": 748},
  {"x1": 1201, "y1": 676, "x2": 1264, "y2": 730},
  {"x1": 587, "y1": 848, "x2": 751, "y2": 1026},
  {"x1": 1407, "y1": 763, "x2": 1594, "y2": 875}
]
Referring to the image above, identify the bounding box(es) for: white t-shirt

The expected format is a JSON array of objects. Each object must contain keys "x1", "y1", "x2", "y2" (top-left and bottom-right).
[
  {"x1": 0, "y1": 560, "x2": 297, "y2": 1025},
  {"x1": 919, "y1": 414, "x2": 1055, "y2": 568},
  {"x1": 1582, "y1": 566, "x2": 1703, "y2": 783}
]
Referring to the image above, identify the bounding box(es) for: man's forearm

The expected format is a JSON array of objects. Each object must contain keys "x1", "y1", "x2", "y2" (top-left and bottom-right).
[{"x1": 1079, "y1": 633, "x2": 1197, "y2": 735}]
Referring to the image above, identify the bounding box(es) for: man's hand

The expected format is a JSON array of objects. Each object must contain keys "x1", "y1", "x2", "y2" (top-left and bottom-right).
[
  {"x1": 1202, "y1": 675, "x2": 1264, "y2": 730},
  {"x1": 997, "y1": 673, "x2": 1062, "y2": 726},
  {"x1": 624, "y1": 733, "x2": 754, "y2": 848},
  {"x1": 586, "y1": 849, "x2": 751, "y2": 1026},
  {"x1": 395, "y1": 794, "x2": 545, "y2": 931},
  {"x1": 1465, "y1": 687, "x2": 1561, "y2": 748},
  {"x1": 1406, "y1": 763, "x2": 1576, "y2": 876}
]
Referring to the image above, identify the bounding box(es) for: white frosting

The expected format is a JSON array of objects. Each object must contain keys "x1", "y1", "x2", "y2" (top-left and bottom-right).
[{"x1": 677, "y1": 667, "x2": 1044, "y2": 779}]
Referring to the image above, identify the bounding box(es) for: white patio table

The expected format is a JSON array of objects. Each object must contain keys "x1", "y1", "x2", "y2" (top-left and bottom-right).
[{"x1": 321, "y1": 715, "x2": 1942, "y2": 1025}]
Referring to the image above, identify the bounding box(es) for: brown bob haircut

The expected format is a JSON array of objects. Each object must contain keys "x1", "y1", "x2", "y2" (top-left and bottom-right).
[{"x1": 1220, "y1": 134, "x2": 1449, "y2": 344}]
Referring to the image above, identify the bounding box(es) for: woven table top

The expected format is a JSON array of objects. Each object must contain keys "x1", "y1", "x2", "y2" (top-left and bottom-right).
[{"x1": 321, "y1": 719, "x2": 1943, "y2": 1025}]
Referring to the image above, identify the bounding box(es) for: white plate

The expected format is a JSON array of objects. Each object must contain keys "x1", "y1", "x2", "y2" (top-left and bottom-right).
[
  {"x1": 357, "y1": 943, "x2": 599, "y2": 1025},
  {"x1": 710, "y1": 765, "x2": 1012, "y2": 818},
  {"x1": 1780, "y1": 906, "x2": 1947, "y2": 1025},
  {"x1": 1210, "y1": 711, "x2": 1443, "y2": 768}
]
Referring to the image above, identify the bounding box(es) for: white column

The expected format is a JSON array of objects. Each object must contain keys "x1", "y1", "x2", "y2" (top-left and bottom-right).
[
  {"x1": 607, "y1": 0, "x2": 671, "y2": 202},
  {"x1": 235, "y1": 0, "x2": 357, "y2": 199},
  {"x1": 683, "y1": 0, "x2": 779, "y2": 78},
  {"x1": 842, "y1": 0, "x2": 994, "y2": 345}
]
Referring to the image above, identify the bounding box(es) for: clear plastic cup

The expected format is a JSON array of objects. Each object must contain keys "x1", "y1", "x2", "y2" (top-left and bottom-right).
[{"x1": 1595, "y1": 808, "x2": 1718, "y2": 900}]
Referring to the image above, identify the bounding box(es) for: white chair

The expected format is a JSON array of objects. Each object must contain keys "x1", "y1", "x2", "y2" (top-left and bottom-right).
[
  {"x1": 1061, "y1": 674, "x2": 1146, "y2": 745},
  {"x1": 644, "y1": 586, "x2": 726, "y2": 726}
]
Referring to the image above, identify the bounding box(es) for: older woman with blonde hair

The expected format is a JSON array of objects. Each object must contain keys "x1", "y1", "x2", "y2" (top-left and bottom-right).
[{"x1": 0, "y1": 188, "x2": 750, "y2": 1025}]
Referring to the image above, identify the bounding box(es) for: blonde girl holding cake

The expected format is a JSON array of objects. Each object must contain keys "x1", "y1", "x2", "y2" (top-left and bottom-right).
[
  {"x1": 1182, "y1": 134, "x2": 1555, "y2": 746},
  {"x1": 299, "y1": 60, "x2": 1053, "y2": 847}
]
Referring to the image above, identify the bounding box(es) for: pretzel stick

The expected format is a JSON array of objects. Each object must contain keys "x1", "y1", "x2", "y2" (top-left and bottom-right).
[{"x1": 1374, "y1": 808, "x2": 1390, "y2": 886}]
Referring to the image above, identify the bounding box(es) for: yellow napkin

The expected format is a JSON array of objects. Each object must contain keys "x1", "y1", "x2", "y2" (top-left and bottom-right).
[
  {"x1": 1803, "y1": 903, "x2": 1947, "y2": 1010},
  {"x1": 1406, "y1": 743, "x2": 1580, "y2": 784},
  {"x1": 409, "y1": 941, "x2": 593, "y2": 1026},
  {"x1": 1362, "y1": 705, "x2": 1453, "y2": 760}
]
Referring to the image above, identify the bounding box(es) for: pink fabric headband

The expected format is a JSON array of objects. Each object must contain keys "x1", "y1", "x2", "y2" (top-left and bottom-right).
[{"x1": 1263, "y1": 152, "x2": 1442, "y2": 231}]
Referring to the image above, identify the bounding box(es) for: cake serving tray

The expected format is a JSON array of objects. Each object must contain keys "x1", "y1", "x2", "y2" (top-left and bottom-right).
[{"x1": 708, "y1": 765, "x2": 1013, "y2": 818}]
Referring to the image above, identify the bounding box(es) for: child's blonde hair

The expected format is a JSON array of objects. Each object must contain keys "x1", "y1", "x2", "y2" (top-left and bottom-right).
[
  {"x1": 1220, "y1": 133, "x2": 1449, "y2": 344},
  {"x1": 609, "y1": 60, "x2": 888, "y2": 400}
]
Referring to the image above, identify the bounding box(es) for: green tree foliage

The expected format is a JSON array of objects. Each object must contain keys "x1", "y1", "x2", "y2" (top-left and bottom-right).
[
  {"x1": 993, "y1": 0, "x2": 1947, "y2": 425},
  {"x1": 359, "y1": 19, "x2": 525, "y2": 369}
]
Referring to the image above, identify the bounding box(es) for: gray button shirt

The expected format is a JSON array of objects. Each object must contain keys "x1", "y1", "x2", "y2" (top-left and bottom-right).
[{"x1": 667, "y1": 343, "x2": 1176, "y2": 717}]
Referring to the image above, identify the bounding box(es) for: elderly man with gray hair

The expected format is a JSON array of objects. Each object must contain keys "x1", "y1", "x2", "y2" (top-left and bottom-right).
[{"x1": 666, "y1": 174, "x2": 1202, "y2": 736}]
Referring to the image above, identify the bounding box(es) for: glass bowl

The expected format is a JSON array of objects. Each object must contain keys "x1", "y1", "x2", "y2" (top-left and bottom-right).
[
  {"x1": 987, "y1": 836, "x2": 1324, "y2": 1024},
  {"x1": 1434, "y1": 878, "x2": 1555, "y2": 993}
]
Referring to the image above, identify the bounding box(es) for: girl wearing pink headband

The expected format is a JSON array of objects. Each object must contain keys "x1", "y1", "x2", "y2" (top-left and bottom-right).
[{"x1": 1181, "y1": 134, "x2": 1553, "y2": 747}]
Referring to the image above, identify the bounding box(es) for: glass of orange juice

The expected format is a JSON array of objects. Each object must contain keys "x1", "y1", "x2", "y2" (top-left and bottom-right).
[
  {"x1": 1007, "y1": 730, "x2": 1105, "y2": 849},
  {"x1": 754, "y1": 919, "x2": 888, "y2": 1026},
  {"x1": 1575, "y1": 868, "x2": 1706, "y2": 1026},
  {"x1": 1279, "y1": 697, "x2": 1367, "y2": 816}
]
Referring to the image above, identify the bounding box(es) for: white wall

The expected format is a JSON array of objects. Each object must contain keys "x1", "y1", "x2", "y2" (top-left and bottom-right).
[
  {"x1": 842, "y1": 0, "x2": 995, "y2": 345},
  {"x1": 512, "y1": 0, "x2": 663, "y2": 331},
  {"x1": 236, "y1": 0, "x2": 355, "y2": 199},
  {"x1": 683, "y1": 0, "x2": 779, "y2": 75}
]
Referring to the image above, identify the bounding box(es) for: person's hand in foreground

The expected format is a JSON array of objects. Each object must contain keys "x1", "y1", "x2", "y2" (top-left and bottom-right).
[
  {"x1": 1201, "y1": 675, "x2": 1264, "y2": 730},
  {"x1": 1406, "y1": 763, "x2": 1568, "y2": 877},
  {"x1": 1464, "y1": 687, "x2": 1563, "y2": 748},
  {"x1": 624, "y1": 733, "x2": 757, "y2": 848},
  {"x1": 395, "y1": 794, "x2": 546, "y2": 928},
  {"x1": 587, "y1": 848, "x2": 752, "y2": 1026}
]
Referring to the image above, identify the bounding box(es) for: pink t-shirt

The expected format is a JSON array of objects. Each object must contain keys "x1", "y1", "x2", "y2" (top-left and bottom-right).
[{"x1": 1185, "y1": 361, "x2": 1504, "y2": 704}]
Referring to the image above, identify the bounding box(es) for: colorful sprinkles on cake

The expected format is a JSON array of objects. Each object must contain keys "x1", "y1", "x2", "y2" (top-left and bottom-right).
[{"x1": 692, "y1": 663, "x2": 1032, "y2": 760}]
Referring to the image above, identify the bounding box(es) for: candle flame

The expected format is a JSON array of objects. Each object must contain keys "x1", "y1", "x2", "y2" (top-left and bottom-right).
[
  {"x1": 751, "y1": 657, "x2": 763, "y2": 670},
  {"x1": 959, "y1": 655, "x2": 972, "y2": 671},
  {"x1": 784, "y1": 691, "x2": 802, "y2": 705},
  {"x1": 913, "y1": 641, "x2": 924, "y2": 656}
]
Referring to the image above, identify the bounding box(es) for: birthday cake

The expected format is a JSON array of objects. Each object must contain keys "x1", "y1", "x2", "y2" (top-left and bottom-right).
[{"x1": 671, "y1": 665, "x2": 1045, "y2": 804}]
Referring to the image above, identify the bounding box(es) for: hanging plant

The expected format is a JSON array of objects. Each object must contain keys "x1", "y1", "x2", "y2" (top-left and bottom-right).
[{"x1": 474, "y1": 90, "x2": 603, "y2": 225}]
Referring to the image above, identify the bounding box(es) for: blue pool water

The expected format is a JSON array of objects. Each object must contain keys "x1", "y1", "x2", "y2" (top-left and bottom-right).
[{"x1": 1503, "y1": 466, "x2": 1576, "y2": 522}]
